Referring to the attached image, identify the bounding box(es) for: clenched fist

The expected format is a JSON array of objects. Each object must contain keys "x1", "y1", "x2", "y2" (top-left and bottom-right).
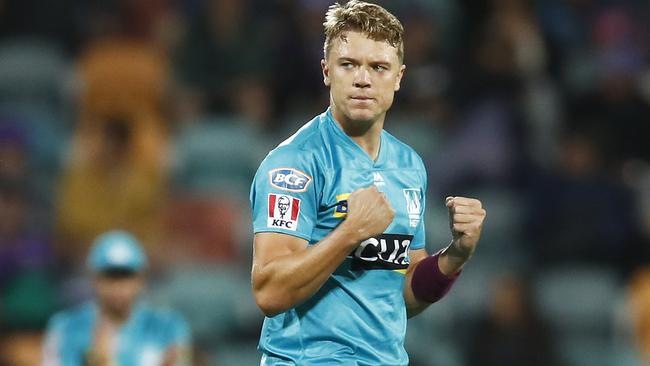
[
  {"x1": 446, "y1": 196, "x2": 486, "y2": 258},
  {"x1": 344, "y1": 185, "x2": 395, "y2": 242}
]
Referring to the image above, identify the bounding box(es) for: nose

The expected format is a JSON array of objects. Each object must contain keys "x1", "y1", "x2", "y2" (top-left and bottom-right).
[{"x1": 353, "y1": 67, "x2": 371, "y2": 88}]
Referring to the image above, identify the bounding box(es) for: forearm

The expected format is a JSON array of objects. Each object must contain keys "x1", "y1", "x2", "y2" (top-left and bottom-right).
[
  {"x1": 253, "y1": 223, "x2": 359, "y2": 316},
  {"x1": 404, "y1": 196, "x2": 484, "y2": 317},
  {"x1": 438, "y1": 239, "x2": 474, "y2": 274},
  {"x1": 404, "y1": 244, "x2": 465, "y2": 317},
  {"x1": 404, "y1": 270, "x2": 430, "y2": 318}
]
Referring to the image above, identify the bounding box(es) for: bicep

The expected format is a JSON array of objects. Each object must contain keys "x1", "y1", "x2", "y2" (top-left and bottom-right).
[
  {"x1": 252, "y1": 232, "x2": 308, "y2": 288},
  {"x1": 253, "y1": 232, "x2": 309, "y2": 266}
]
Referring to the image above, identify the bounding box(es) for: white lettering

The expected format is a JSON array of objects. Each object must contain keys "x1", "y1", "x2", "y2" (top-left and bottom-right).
[
  {"x1": 396, "y1": 240, "x2": 410, "y2": 264},
  {"x1": 385, "y1": 239, "x2": 400, "y2": 262},
  {"x1": 273, "y1": 173, "x2": 306, "y2": 187},
  {"x1": 355, "y1": 238, "x2": 379, "y2": 261},
  {"x1": 289, "y1": 177, "x2": 305, "y2": 186},
  {"x1": 350, "y1": 235, "x2": 413, "y2": 269},
  {"x1": 273, "y1": 173, "x2": 286, "y2": 183}
]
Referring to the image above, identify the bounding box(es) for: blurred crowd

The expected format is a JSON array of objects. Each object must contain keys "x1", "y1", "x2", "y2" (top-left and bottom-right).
[{"x1": 1, "y1": 0, "x2": 650, "y2": 365}]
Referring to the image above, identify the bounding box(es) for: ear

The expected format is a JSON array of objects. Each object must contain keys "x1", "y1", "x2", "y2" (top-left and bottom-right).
[
  {"x1": 394, "y1": 64, "x2": 406, "y2": 92},
  {"x1": 321, "y1": 59, "x2": 330, "y2": 87}
]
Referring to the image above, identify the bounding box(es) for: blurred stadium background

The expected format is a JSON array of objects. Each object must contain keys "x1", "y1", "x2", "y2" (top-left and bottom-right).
[{"x1": 1, "y1": 0, "x2": 650, "y2": 365}]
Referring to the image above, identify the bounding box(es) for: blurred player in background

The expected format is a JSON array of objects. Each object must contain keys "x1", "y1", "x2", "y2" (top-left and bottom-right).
[
  {"x1": 250, "y1": 1, "x2": 486, "y2": 364},
  {"x1": 42, "y1": 230, "x2": 191, "y2": 366}
]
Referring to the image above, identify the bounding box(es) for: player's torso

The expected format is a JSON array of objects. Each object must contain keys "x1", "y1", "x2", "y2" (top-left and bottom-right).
[
  {"x1": 317, "y1": 167, "x2": 424, "y2": 272},
  {"x1": 312, "y1": 115, "x2": 426, "y2": 272},
  {"x1": 59, "y1": 304, "x2": 175, "y2": 366},
  {"x1": 259, "y1": 112, "x2": 426, "y2": 366}
]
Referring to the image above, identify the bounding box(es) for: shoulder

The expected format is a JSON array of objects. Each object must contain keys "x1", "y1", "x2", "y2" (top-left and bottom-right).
[
  {"x1": 138, "y1": 305, "x2": 191, "y2": 343},
  {"x1": 267, "y1": 117, "x2": 326, "y2": 161},
  {"x1": 139, "y1": 305, "x2": 189, "y2": 329},
  {"x1": 382, "y1": 130, "x2": 426, "y2": 171},
  {"x1": 257, "y1": 114, "x2": 328, "y2": 174},
  {"x1": 47, "y1": 302, "x2": 93, "y2": 331},
  {"x1": 274, "y1": 114, "x2": 325, "y2": 152}
]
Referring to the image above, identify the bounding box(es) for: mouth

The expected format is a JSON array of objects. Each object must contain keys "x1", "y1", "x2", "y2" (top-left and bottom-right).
[{"x1": 350, "y1": 96, "x2": 374, "y2": 101}]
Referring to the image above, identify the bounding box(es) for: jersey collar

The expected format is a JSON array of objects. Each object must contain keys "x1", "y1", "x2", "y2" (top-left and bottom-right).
[
  {"x1": 90, "y1": 300, "x2": 145, "y2": 329},
  {"x1": 324, "y1": 107, "x2": 386, "y2": 167}
]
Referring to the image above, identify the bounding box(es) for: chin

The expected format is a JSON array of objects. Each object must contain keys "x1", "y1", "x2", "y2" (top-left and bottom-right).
[
  {"x1": 346, "y1": 108, "x2": 377, "y2": 123},
  {"x1": 106, "y1": 300, "x2": 132, "y2": 313}
]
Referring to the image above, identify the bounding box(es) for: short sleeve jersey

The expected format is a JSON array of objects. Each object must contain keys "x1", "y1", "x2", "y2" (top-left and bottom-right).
[
  {"x1": 250, "y1": 108, "x2": 427, "y2": 365},
  {"x1": 42, "y1": 301, "x2": 191, "y2": 366}
]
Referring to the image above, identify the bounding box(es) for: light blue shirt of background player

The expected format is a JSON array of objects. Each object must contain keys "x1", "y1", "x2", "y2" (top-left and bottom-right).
[
  {"x1": 42, "y1": 230, "x2": 191, "y2": 366},
  {"x1": 250, "y1": 1, "x2": 487, "y2": 365}
]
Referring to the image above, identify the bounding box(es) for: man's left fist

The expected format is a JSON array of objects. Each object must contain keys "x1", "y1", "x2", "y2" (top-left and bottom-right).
[{"x1": 446, "y1": 196, "x2": 486, "y2": 258}]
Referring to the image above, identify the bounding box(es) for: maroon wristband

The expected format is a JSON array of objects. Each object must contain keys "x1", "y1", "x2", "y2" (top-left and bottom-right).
[{"x1": 411, "y1": 253, "x2": 459, "y2": 303}]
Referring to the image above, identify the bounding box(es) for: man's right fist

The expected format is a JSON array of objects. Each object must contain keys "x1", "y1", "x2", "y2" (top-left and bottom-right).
[{"x1": 343, "y1": 185, "x2": 395, "y2": 242}]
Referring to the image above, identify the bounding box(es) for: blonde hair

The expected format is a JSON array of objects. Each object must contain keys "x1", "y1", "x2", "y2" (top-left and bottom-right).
[{"x1": 323, "y1": 1, "x2": 404, "y2": 62}]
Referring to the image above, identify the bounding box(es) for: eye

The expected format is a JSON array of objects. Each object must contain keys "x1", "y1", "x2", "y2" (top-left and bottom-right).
[
  {"x1": 373, "y1": 65, "x2": 387, "y2": 72},
  {"x1": 341, "y1": 62, "x2": 354, "y2": 69}
]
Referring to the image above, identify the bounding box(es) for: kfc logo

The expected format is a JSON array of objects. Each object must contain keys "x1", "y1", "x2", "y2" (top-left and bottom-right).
[
  {"x1": 268, "y1": 194, "x2": 300, "y2": 231},
  {"x1": 277, "y1": 196, "x2": 291, "y2": 217}
]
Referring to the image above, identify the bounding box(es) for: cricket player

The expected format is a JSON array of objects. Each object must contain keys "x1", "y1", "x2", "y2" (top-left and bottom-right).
[
  {"x1": 42, "y1": 230, "x2": 191, "y2": 366},
  {"x1": 249, "y1": 1, "x2": 487, "y2": 365}
]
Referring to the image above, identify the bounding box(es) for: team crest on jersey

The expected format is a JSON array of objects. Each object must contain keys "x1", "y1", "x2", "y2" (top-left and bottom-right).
[
  {"x1": 268, "y1": 194, "x2": 300, "y2": 231},
  {"x1": 350, "y1": 234, "x2": 413, "y2": 270},
  {"x1": 403, "y1": 188, "x2": 422, "y2": 227},
  {"x1": 333, "y1": 193, "x2": 351, "y2": 218},
  {"x1": 269, "y1": 168, "x2": 312, "y2": 192}
]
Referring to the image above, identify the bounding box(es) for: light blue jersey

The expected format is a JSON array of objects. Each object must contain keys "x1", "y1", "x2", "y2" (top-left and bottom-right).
[
  {"x1": 250, "y1": 108, "x2": 427, "y2": 365},
  {"x1": 42, "y1": 301, "x2": 191, "y2": 366}
]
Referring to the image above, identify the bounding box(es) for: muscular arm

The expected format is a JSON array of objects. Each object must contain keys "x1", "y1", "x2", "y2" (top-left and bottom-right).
[
  {"x1": 252, "y1": 185, "x2": 394, "y2": 317},
  {"x1": 252, "y1": 224, "x2": 359, "y2": 317},
  {"x1": 404, "y1": 196, "x2": 486, "y2": 318},
  {"x1": 403, "y1": 249, "x2": 430, "y2": 317},
  {"x1": 403, "y1": 247, "x2": 465, "y2": 318}
]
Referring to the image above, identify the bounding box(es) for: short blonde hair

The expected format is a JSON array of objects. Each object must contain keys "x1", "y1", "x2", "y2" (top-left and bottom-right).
[{"x1": 323, "y1": 1, "x2": 404, "y2": 62}]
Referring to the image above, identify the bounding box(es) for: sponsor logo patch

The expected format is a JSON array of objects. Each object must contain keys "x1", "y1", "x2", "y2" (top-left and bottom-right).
[
  {"x1": 269, "y1": 168, "x2": 312, "y2": 192},
  {"x1": 403, "y1": 188, "x2": 422, "y2": 228},
  {"x1": 268, "y1": 194, "x2": 300, "y2": 231},
  {"x1": 333, "y1": 193, "x2": 351, "y2": 218},
  {"x1": 350, "y1": 234, "x2": 413, "y2": 270}
]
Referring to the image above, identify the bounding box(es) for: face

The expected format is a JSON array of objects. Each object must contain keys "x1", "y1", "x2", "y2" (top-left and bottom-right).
[
  {"x1": 94, "y1": 270, "x2": 144, "y2": 316},
  {"x1": 277, "y1": 196, "x2": 290, "y2": 218},
  {"x1": 322, "y1": 31, "x2": 405, "y2": 125}
]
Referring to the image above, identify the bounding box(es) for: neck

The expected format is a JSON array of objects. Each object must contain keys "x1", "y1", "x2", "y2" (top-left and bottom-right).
[
  {"x1": 99, "y1": 304, "x2": 132, "y2": 325},
  {"x1": 331, "y1": 106, "x2": 385, "y2": 161}
]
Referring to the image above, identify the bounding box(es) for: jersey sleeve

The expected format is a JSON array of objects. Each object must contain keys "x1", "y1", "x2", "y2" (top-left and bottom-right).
[
  {"x1": 410, "y1": 160, "x2": 428, "y2": 250},
  {"x1": 250, "y1": 146, "x2": 320, "y2": 241}
]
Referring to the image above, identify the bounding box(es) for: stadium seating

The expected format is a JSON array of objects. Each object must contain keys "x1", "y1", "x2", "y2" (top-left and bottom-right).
[
  {"x1": 534, "y1": 265, "x2": 622, "y2": 366},
  {"x1": 0, "y1": 39, "x2": 69, "y2": 107},
  {"x1": 172, "y1": 117, "x2": 270, "y2": 197},
  {"x1": 147, "y1": 264, "x2": 262, "y2": 349}
]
